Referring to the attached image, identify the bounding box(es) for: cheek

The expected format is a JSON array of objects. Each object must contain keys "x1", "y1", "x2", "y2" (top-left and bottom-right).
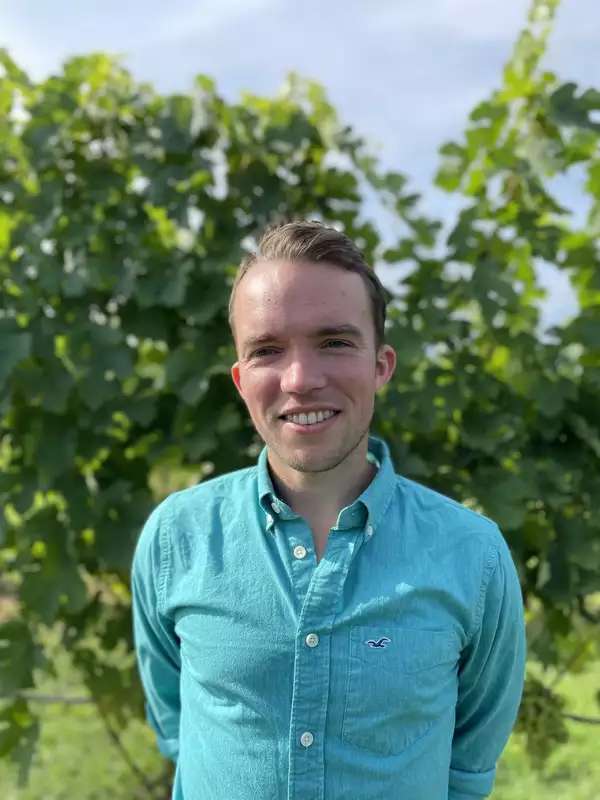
[
  {"x1": 240, "y1": 371, "x2": 279, "y2": 412},
  {"x1": 336, "y1": 362, "x2": 377, "y2": 394}
]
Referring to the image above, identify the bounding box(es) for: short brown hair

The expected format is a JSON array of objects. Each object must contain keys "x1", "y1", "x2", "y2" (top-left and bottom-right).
[{"x1": 228, "y1": 220, "x2": 388, "y2": 348}]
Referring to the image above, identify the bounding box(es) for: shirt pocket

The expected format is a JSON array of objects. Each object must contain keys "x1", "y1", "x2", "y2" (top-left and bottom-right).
[{"x1": 341, "y1": 626, "x2": 458, "y2": 756}]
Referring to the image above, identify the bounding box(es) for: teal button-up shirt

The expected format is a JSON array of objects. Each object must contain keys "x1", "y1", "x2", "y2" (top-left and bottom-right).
[{"x1": 131, "y1": 437, "x2": 525, "y2": 800}]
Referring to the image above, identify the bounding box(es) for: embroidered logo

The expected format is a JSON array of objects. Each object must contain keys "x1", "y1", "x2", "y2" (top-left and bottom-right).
[{"x1": 365, "y1": 636, "x2": 391, "y2": 649}]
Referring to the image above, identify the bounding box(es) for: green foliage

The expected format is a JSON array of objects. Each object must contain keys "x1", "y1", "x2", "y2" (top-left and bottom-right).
[
  {"x1": 515, "y1": 674, "x2": 569, "y2": 766},
  {"x1": 494, "y1": 660, "x2": 600, "y2": 799},
  {"x1": 1, "y1": 0, "x2": 599, "y2": 781}
]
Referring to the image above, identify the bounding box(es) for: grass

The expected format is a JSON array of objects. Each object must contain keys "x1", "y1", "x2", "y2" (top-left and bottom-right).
[
  {"x1": 1, "y1": 632, "x2": 170, "y2": 800},
  {"x1": 2, "y1": 645, "x2": 599, "y2": 799},
  {"x1": 494, "y1": 664, "x2": 600, "y2": 800}
]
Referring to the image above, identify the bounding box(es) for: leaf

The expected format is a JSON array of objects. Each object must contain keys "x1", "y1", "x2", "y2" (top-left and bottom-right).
[
  {"x1": 474, "y1": 471, "x2": 532, "y2": 530},
  {"x1": 20, "y1": 511, "x2": 88, "y2": 624},
  {"x1": 568, "y1": 413, "x2": 600, "y2": 458},
  {"x1": 35, "y1": 417, "x2": 78, "y2": 488},
  {"x1": 548, "y1": 82, "x2": 600, "y2": 132},
  {"x1": 0, "y1": 329, "x2": 32, "y2": 388},
  {"x1": 0, "y1": 621, "x2": 37, "y2": 695},
  {"x1": 159, "y1": 94, "x2": 194, "y2": 153},
  {"x1": 93, "y1": 484, "x2": 152, "y2": 571},
  {"x1": 530, "y1": 376, "x2": 577, "y2": 418},
  {"x1": 556, "y1": 517, "x2": 600, "y2": 569},
  {"x1": 0, "y1": 699, "x2": 39, "y2": 786},
  {"x1": 13, "y1": 359, "x2": 74, "y2": 414},
  {"x1": 78, "y1": 374, "x2": 121, "y2": 410},
  {"x1": 136, "y1": 258, "x2": 193, "y2": 308},
  {"x1": 563, "y1": 314, "x2": 600, "y2": 350}
]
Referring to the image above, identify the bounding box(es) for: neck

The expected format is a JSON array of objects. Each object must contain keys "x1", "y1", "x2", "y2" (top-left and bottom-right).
[{"x1": 267, "y1": 438, "x2": 375, "y2": 524}]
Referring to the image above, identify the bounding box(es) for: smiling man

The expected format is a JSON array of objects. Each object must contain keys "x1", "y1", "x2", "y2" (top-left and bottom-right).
[
  {"x1": 229, "y1": 236, "x2": 396, "y2": 563},
  {"x1": 132, "y1": 221, "x2": 526, "y2": 800}
]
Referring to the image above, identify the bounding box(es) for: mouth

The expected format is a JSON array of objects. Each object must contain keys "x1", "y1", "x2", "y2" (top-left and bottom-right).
[{"x1": 278, "y1": 409, "x2": 341, "y2": 431}]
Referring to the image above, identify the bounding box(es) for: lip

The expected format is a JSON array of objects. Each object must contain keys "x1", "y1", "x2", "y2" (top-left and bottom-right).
[{"x1": 279, "y1": 410, "x2": 341, "y2": 434}]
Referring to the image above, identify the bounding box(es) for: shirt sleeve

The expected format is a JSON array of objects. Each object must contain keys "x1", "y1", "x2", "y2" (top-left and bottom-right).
[
  {"x1": 448, "y1": 536, "x2": 526, "y2": 799},
  {"x1": 131, "y1": 501, "x2": 181, "y2": 762}
]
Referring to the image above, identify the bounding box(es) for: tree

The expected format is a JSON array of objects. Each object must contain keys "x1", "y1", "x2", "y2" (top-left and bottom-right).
[{"x1": 1, "y1": 0, "x2": 598, "y2": 785}]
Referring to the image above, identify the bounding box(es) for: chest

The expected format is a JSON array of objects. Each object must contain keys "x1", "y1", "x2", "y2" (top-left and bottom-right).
[
  {"x1": 172, "y1": 533, "x2": 464, "y2": 761},
  {"x1": 171, "y1": 519, "x2": 466, "y2": 692}
]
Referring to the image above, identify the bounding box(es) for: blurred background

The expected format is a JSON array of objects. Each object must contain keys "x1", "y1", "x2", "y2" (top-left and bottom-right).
[
  {"x1": 1, "y1": 1, "x2": 599, "y2": 797},
  {"x1": 4, "y1": 0, "x2": 600, "y2": 325}
]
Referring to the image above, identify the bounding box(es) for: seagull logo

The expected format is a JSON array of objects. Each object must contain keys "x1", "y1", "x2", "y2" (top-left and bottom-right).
[{"x1": 365, "y1": 637, "x2": 391, "y2": 649}]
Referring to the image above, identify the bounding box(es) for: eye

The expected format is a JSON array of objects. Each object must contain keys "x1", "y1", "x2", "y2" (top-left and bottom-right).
[
  {"x1": 322, "y1": 339, "x2": 352, "y2": 349},
  {"x1": 250, "y1": 347, "x2": 280, "y2": 359}
]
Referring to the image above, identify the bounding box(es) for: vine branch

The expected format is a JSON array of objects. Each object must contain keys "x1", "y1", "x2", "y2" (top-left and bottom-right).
[
  {"x1": 98, "y1": 707, "x2": 160, "y2": 798},
  {"x1": 562, "y1": 712, "x2": 600, "y2": 726},
  {"x1": 6, "y1": 691, "x2": 94, "y2": 705}
]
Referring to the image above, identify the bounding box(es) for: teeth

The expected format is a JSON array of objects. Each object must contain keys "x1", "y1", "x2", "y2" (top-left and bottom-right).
[{"x1": 285, "y1": 410, "x2": 336, "y2": 426}]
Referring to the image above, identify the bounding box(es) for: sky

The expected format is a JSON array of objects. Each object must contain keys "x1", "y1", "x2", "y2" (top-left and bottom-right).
[{"x1": 2, "y1": 0, "x2": 598, "y2": 328}]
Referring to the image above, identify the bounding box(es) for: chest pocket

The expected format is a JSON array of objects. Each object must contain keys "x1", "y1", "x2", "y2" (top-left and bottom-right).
[{"x1": 341, "y1": 626, "x2": 459, "y2": 756}]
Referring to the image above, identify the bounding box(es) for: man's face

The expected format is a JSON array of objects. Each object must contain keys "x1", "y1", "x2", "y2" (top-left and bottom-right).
[{"x1": 231, "y1": 259, "x2": 396, "y2": 477}]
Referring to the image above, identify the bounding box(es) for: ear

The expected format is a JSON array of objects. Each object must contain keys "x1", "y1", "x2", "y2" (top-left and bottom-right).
[
  {"x1": 374, "y1": 344, "x2": 396, "y2": 391},
  {"x1": 231, "y1": 362, "x2": 244, "y2": 397}
]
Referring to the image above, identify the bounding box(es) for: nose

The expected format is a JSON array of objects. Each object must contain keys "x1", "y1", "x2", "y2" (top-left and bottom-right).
[{"x1": 280, "y1": 350, "x2": 327, "y2": 394}]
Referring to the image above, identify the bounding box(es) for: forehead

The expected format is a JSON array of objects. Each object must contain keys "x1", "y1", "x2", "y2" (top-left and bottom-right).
[{"x1": 233, "y1": 259, "x2": 373, "y2": 339}]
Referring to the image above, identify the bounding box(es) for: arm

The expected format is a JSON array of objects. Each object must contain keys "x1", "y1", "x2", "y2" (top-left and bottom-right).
[
  {"x1": 131, "y1": 502, "x2": 181, "y2": 762},
  {"x1": 449, "y1": 537, "x2": 526, "y2": 799}
]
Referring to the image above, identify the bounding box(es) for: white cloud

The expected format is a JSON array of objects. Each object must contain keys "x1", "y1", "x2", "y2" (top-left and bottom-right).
[
  {"x1": 365, "y1": 0, "x2": 530, "y2": 40},
  {"x1": 0, "y1": 0, "x2": 278, "y2": 78},
  {"x1": 146, "y1": 0, "x2": 278, "y2": 45}
]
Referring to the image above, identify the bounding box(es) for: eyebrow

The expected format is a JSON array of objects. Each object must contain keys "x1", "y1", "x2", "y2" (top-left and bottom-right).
[
  {"x1": 241, "y1": 324, "x2": 365, "y2": 354},
  {"x1": 313, "y1": 324, "x2": 365, "y2": 340}
]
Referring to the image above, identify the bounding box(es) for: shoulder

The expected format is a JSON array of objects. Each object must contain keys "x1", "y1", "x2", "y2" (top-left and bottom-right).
[
  {"x1": 166, "y1": 464, "x2": 258, "y2": 516},
  {"x1": 133, "y1": 465, "x2": 258, "y2": 560},
  {"x1": 392, "y1": 475, "x2": 522, "y2": 634},
  {"x1": 393, "y1": 473, "x2": 510, "y2": 558}
]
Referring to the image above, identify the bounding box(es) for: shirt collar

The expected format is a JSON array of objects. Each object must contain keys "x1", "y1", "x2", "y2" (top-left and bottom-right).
[{"x1": 257, "y1": 436, "x2": 396, "y2": 538}]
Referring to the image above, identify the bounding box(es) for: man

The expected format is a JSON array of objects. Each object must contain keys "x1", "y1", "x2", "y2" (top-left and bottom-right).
[{"x1": 132, "y1": 220, "x2": 526, "y2": 800}]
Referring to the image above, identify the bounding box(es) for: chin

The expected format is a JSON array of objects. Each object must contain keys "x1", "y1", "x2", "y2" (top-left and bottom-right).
[{"x1": 284, "y1": 449, "x2": 346, "y2": 475}]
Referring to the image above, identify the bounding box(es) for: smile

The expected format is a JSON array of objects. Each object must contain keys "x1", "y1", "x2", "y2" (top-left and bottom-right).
[{"x1": 281, "y1": 410, "x2": 339, "y2": 426}]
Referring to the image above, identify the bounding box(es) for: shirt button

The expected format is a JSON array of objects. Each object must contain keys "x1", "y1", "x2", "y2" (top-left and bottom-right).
[
  {"x1": 305, "y1": 633, "x2": 319, "y2": 648},
  {"x1": 271, "y1": 500, "x2": 281, "y2": 513},
  {"x1": 365, "y1": 524, "x2": 374, "y2": 537},
  {"x1": 293, "y1": 544, "x2": 307, "y2": 559},
  {"x1": 300, "y1": 731, "x2": 314, "y2": 748}
]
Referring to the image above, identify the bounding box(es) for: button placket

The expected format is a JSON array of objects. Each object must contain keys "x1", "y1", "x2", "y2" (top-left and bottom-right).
[
  {"x1": 281, "y1": 521, "x2": 314, "y2": 616},
  {"x1": 287, "y1": 533, "x2": 365, "y2": 800}
]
